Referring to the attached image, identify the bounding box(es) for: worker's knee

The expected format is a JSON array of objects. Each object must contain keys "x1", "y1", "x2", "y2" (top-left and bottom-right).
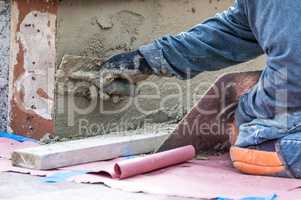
[
  {"x1": 230, "y1": 146, "x2": 287, "y2": 177},
  {"x1": 230, "y1": 133, "x2": 301, "y2": 178},
  {"x1": 229, "y1": 111, "x2": 301, "y2": 178}
]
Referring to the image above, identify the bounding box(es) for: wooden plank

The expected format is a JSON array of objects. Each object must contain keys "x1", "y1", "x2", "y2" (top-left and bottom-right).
[
  {"x1": 8, "y1": 0, "x2": 58, "y2": 139},
  {"x1": 11, "y1": 133, "x2": 169, "y2": 170}
]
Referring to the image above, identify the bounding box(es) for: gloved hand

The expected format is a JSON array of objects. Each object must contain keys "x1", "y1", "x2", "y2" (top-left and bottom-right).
[{"x1": 69, "y1": 50, "x2": 153, "y2": 100}]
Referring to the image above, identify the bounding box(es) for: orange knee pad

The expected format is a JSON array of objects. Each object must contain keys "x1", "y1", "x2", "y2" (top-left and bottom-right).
[
  {"x1": 229, "y1": 121, "x2": 286, "y2": 176},
  {"x1": 230, "y1": 146, "x2": 285, "y2": 176}
]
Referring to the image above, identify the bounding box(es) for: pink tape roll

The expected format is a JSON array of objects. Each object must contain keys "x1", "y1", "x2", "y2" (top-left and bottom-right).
[{"x1": 114, "y1": 145, "x2": 196, "y2": 179}]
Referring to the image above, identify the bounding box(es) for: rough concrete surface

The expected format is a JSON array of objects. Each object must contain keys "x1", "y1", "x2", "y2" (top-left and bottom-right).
[
  {"x1": 0, "y1": 0, "x2": 10, "y2": 132},
  {"x1": 55, "y1": 0, "x2": 265, "y2": 138},
  {"x1": 0, "y1": 172, "x2": 198, "y2": 200}
]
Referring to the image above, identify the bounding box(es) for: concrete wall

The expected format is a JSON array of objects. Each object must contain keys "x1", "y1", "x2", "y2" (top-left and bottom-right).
[
  {"x1": 55, "y1": 0, "x2": 265, "y2": 138},
  {"x1": 0, "y1": 0, "x2": 10, "y2": 132},
  {"x1": 8, "y1": 0, "x2": 57, "y2": 139}
]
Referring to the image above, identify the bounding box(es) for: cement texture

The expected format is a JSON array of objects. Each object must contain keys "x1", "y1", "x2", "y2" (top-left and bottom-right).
[
  {"x1": 0, "y1": 0, "x2": 10, "y2": 132},
  {"x1": 55, "y1": 0, "x2": 265, "y2": 138}
]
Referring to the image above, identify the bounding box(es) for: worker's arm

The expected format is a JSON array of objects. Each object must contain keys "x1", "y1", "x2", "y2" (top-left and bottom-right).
[
  {"x1": 70, "y1": 0, "x2": 264, "y2": 99},
  {"x1": 139, "y1": 0, "x2": 264, "y2": 79}
]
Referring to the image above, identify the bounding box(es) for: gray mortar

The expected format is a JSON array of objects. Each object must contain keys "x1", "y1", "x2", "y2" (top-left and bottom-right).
[
  {"x1": 0, "y1": 0, "x2": 10, "y2": 132},
  {"x1": 55, "y1": 0, "x2": 265, "y2": 138}
]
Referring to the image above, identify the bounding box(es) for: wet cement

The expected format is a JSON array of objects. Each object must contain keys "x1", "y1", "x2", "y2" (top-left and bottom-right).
[
  {"x1": 0, "y1": 0, "x2": 10, "y2": 132},
  {"x1": 55, "y1": 0, "x2": 265, "y2": 138}
]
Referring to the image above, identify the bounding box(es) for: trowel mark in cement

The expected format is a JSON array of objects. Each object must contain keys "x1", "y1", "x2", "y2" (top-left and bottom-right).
[
  {"x1": 84, "y1": 10, "x2": 145, "y2": 58},
  {"x1": 114, "y1": 10, "x2": 145, "y2": 35}
]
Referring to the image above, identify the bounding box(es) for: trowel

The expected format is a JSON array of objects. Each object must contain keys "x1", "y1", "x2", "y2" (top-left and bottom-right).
[
  {"x1": 56, "y1": 55, "x2": 136, "y2": 100},
  {"x1": 155, "y1": 71, "x2": 261, "y2": 153}
]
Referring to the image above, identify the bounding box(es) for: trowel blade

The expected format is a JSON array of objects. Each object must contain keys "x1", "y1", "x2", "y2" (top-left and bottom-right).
[
  {"x1": 155, "y1": 71, "x2": 261, "y2": 153},
  {"x1": 57, "y1": 55, "x2": 135, "y2": 97}
]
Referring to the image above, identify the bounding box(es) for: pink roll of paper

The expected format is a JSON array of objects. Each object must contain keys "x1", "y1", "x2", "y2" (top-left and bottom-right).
[{"x1": 114, "y1": 145, "x2": 196, "y2": 179}]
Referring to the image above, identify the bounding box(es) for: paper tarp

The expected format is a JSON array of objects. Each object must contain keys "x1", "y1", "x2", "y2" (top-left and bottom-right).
[{"x1": 1, "y1": 137, "x2": 301, "y2": 200}]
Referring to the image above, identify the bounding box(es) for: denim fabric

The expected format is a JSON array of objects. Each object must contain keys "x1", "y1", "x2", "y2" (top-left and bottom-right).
[
  {"x1": 139, "y1": 0, "x2": 301, "y2": 125},
  {"x1": 139, "y1": 0, "x2": 301, "y2": 177},
  {"x1": 140, "y1": 0, "x2": 263, "y2": 79},
  {"x1": 235, "y1": 112, "x2": 301, "y2": 147},
  {"x1": 278, "y1": 133, "x2": 301, "y2": 178}
]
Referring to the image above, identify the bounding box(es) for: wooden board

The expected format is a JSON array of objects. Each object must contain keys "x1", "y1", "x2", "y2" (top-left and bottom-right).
[
  {"x1": 11, "y1": 133, "x2": 169, "y2": 170},
  {"x1": 8, "y1": 0, "x2": 58, "y2": 139}
]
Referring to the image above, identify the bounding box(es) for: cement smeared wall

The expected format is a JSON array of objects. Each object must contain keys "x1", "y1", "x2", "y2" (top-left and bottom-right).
[
  {"x1": 55, "y1": 0, "x2": 265, "y2": 138},
  {"x1": 0, "y1": 0, "x2": 10, "y2": 132}
]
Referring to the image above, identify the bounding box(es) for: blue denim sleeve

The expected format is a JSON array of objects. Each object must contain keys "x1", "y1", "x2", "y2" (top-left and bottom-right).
[{"x1": 139, "y1": 0, "x2": 264, "y2": 79}]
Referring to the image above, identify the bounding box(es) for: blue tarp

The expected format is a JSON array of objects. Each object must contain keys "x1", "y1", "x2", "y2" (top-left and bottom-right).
[
  {"x1": 217, "y1": 194, "x2": 278, "y2": 200},
  {"x1": 0, "y1": 132, "x2": 37, "y2": 143},
  {"x1": 43, "y1": 171, "x2": 88, "y2": 183}
]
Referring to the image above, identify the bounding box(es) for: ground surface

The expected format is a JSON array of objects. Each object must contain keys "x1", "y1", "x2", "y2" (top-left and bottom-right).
[{"x1": 0, "y1": 172, "x2": 196, "y2": 200}]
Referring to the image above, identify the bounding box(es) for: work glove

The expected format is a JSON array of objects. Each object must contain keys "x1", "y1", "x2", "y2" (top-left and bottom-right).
[{"x1": 69, "y1": 50, "x2": 153, "y2": 100}]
